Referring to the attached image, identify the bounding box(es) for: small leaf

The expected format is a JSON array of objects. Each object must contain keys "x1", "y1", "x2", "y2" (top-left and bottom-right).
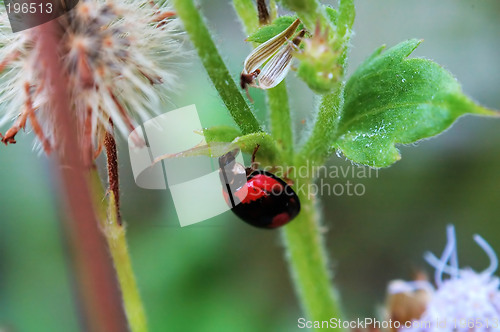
[
  {"x1": 337, "y1": 0, "x2": 355, "y2": 38},
  {"x1": 201, "y1": 126, "x2": 242, "y2": 143},
  {"x1": 231, "y1": 132, "x2": 279, "y2": 163},
  {"x1": 324, "y1": 6, "x2": 338, "y2": 26},
  {"x1": 247, "y1": 15, "x2": 301, "y2": 43},
  {"x1": 336, "y1": 39, "x2": 497, "y2": 168},
  {"x1": 277, "y1": 0, "x2": 316, "y2": 16},
  {"x1": 153, "y1": 141, "x2": 234, "y2": 164},
  {"x1": 154, "y1": 131, "x2": 279, "y2": 164}
]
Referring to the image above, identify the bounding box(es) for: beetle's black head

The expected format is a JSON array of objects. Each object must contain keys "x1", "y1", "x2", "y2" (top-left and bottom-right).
[
  {"x1": 219, "y1": 148, "x2": 247, "y2": 207},
  {"x1": 218, "y1": 148, "x2": 240, "y2": 169}
]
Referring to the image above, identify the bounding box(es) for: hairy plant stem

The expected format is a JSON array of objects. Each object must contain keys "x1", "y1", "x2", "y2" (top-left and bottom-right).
[
  {"x1": 38, "y1": 21, "x2": 128, "y2": 332},
  {"x1": 268, "y1": 82, "x2": 294, "y2": 161},
  {"x1": 231, "y1": 0, "x2": 343, "y2": 328},
  {"x1": 89, "y1": 132, "x2": 149, "y2": 332},
  {"x1": 279, "y1": 0, "x2": 329, "y2": 32},
  {"x1": 173, "y1": 0, "x2": 261, "y2": 135},
  {"x1": 278, "y1": 0, "x2": 354, "y2": 166},
  {"x1": 282, "y1": 176, "x2": 343, "y2": 323},
  {"x1": 232, "y1": 0, "x2": 294, "y2": 163},
  {"x1": 233, "y1": 0, "x2": 259, "y2": 33},
  {"x1": 299, "y1": 84, "x2": 344, "y2": 165},
  {"x1": 176, "y1": 0, "x2": 345, "y2": 328}
]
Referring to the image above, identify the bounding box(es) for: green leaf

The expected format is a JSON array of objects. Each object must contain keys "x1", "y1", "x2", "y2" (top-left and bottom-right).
[
  {"x1": 231, "y1": 132, "x2": 279, "y2": 163},
  {"x1": 277, "y1": 0, "x2": 317, "y2": 15},
  {"x1": 324, "y1": 6, "x2": 338, "y2": 26},
  {"x1": 201, "y1": 127, "x2": 277, "y2": 161},
  {"x1": 201, "y1": 126, "x2": 242, "y2": 143},
  {"x1": 336, "y1": 39, "x2": 497, "y2": 168},
  {"x1": 154, "y1": 131, "x2": 279, "y2": 164},
  {"x1": 337, "y1": 0, "x2": 355, "y2": 38},
  {"x1": 246, "y1": 15, "x2": 301, "y2": 43}
]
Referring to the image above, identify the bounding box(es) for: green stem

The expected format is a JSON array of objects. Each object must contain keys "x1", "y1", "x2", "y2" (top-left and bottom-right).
[
  {"x1": 232, "y1": 0, "x2": 294, "y2": 161},
  {"x1": 233, "y1": 0, "x2": 342, "y2": 326},
  {"x1": 282, "y1": 176, "x2": 343, "y2": 324},
  {"x1": 173, "y1": 0, "x2": 261, "y2": 135},
  {"x1": 299, "y1": 84, "x2": 344, "y2": 165},
  {"x1": 107, "y1": 193, "x2": 147, "y2": 332},
  {"x1": 268, "y1": 82, "x2": 294, "y2": 159},
  {"x1": 291, "y1": 0, "x2": 354, "y2": 165},
  {"x1": 232, "y1": 0, "x2": 259, "y2": 34},
  {"x1": 184, "y1": 0, "x2": 344, "y2": 328},
  {"x1": 90, "y1": 170, "x2": 148, "y2": 332},
  {"x1": 278, "y1": 0, "x2": 327, "y2": 31}
]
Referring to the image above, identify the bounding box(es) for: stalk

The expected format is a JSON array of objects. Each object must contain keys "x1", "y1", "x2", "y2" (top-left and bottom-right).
[
  {"x1": 299, "y1": 85, "x2": 344, "y2": 165},
  {"x1": 232, "y1": 0, "x2": 294, "y2": 161},
  {"x1": 233, "y1": 0, "x2": 259, "y2": 33},
  {"x1": 38, "y1": 20, "x2": 147, "y2": 332},
  {"x1": 267, "y1": 82, "x2": 294, "y2": 159},
  {"x1": 173, "y1": 0, "x2": 261, "y2": 135},
  {"x1": 38, "y1": 21, "x2": 128, "y2": 332},
  {"x1": 233, "y1": 1, "x2": 345, "y2": 328},
  {"x1": 86, "y1": 131, "x2": 149, "y2": 332},
  {"x1": 281, "y1": 176, "x2": 343, "y2": 323}
]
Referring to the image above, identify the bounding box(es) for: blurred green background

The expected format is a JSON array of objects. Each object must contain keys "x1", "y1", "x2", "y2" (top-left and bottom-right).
[{"x1": 1, "y1": 0, "x2": 499, "y2": 331}]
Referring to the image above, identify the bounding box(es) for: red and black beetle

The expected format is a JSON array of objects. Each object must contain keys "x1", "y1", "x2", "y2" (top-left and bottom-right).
[{"x1": 218, "y1": 146, "x2": 300, "y2": 229}]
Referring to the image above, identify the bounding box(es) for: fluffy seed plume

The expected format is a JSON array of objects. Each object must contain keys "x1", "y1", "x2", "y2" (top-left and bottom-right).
[
  {"x1": 0, "y1": 0, "x2": 185, "y2": 158},
  {"x1": 388, "y1": 225, "x2": 500, "y2": 332}
]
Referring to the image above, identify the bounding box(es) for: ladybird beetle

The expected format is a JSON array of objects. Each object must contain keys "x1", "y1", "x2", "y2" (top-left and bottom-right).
[{"x1": 218, "y1": 146, "x2": 301, "y2": 229}]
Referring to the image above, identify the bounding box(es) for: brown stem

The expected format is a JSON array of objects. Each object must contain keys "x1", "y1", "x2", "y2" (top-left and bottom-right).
[
  {"x1": 24, "y1": 82, "x2": 52, "y2": 153},
  {"x1": 104, "y1": 124, "x2": 122, "y2": 226},
  {"x1": 37, "y1": 21, "x2": 127, "y2": 332},
  {"x1": 107, "y1": 88, "x2": 135, "y2": 133},
  {"x1": 257, "y1": 0, "x2": 271, "y2": 25},
  {"x1": 0, "y1": 106, "x2": 28, "y2": 145}
]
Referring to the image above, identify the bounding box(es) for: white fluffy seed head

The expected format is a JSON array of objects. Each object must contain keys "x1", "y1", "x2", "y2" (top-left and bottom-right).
[
  {"x1": 389, "y1": 226, "x2": 500, "y2": 332},
  {"x1": 0, "y1": 0, "x2": 185, "y2": 154},
  {"x1": 417, "y1": 270, "x2": 500, "y2": 332}
]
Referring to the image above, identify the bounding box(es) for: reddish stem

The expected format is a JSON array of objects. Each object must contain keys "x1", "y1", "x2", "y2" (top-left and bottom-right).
[
  {"x1": 104, "y1": 124, "x2": 122, "y2": 226},
  {"x1": 37, "y1": 21, "x2": 127, "y2": 332}
]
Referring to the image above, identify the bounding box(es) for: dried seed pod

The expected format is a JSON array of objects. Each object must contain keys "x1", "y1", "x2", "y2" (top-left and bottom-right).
[
  {"x1": 257, "y1": 29, "x2": 305, "y2": 89},
  {"x1": 240, "y1": 19, "x2": 304, "y2": 100},
  {"x1": 240, "y1": 18, "x2": 301, "y2": 94},
  {"x1": 386, "y1": 278, "x2": 432, "y2": 331},
  {"x1": 243, "y1": 18, "x2": 300, "y2": 75}
]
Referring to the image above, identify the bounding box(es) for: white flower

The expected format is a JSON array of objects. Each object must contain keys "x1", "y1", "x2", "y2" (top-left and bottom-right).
[
  {"x1": 0, "y1": 0, "x2": 185, "y2": 156},
  {"x1": 390, "y1": 226, "x2": 500, "y2": 332}
]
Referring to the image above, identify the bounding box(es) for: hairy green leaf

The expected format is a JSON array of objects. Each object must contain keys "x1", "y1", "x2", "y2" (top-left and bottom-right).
[
  {"x1": 231, "y1": 132, "x2": 279, "y2": 162},
  {"x1": 337, "y1": 0, "x2": 355, "y2": 39},
  {"x1": 324, "y1": 6, "x2": 338, "y2": 25},
  {"x1": 336, "y1": 39, "x2": 497, "y2": 168},
  {"x1": 202, "y1": 126, "x2": 242, "y2": 143},
  {"x1": 277, "y1": 0, "x2": 317, "y2": 15},
  {"x1": 246, "y1": 15, "x2": 301, "y2": 43},
  {"x1": 154, "y1": 131, "x2": 278, "y2": 165}
]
